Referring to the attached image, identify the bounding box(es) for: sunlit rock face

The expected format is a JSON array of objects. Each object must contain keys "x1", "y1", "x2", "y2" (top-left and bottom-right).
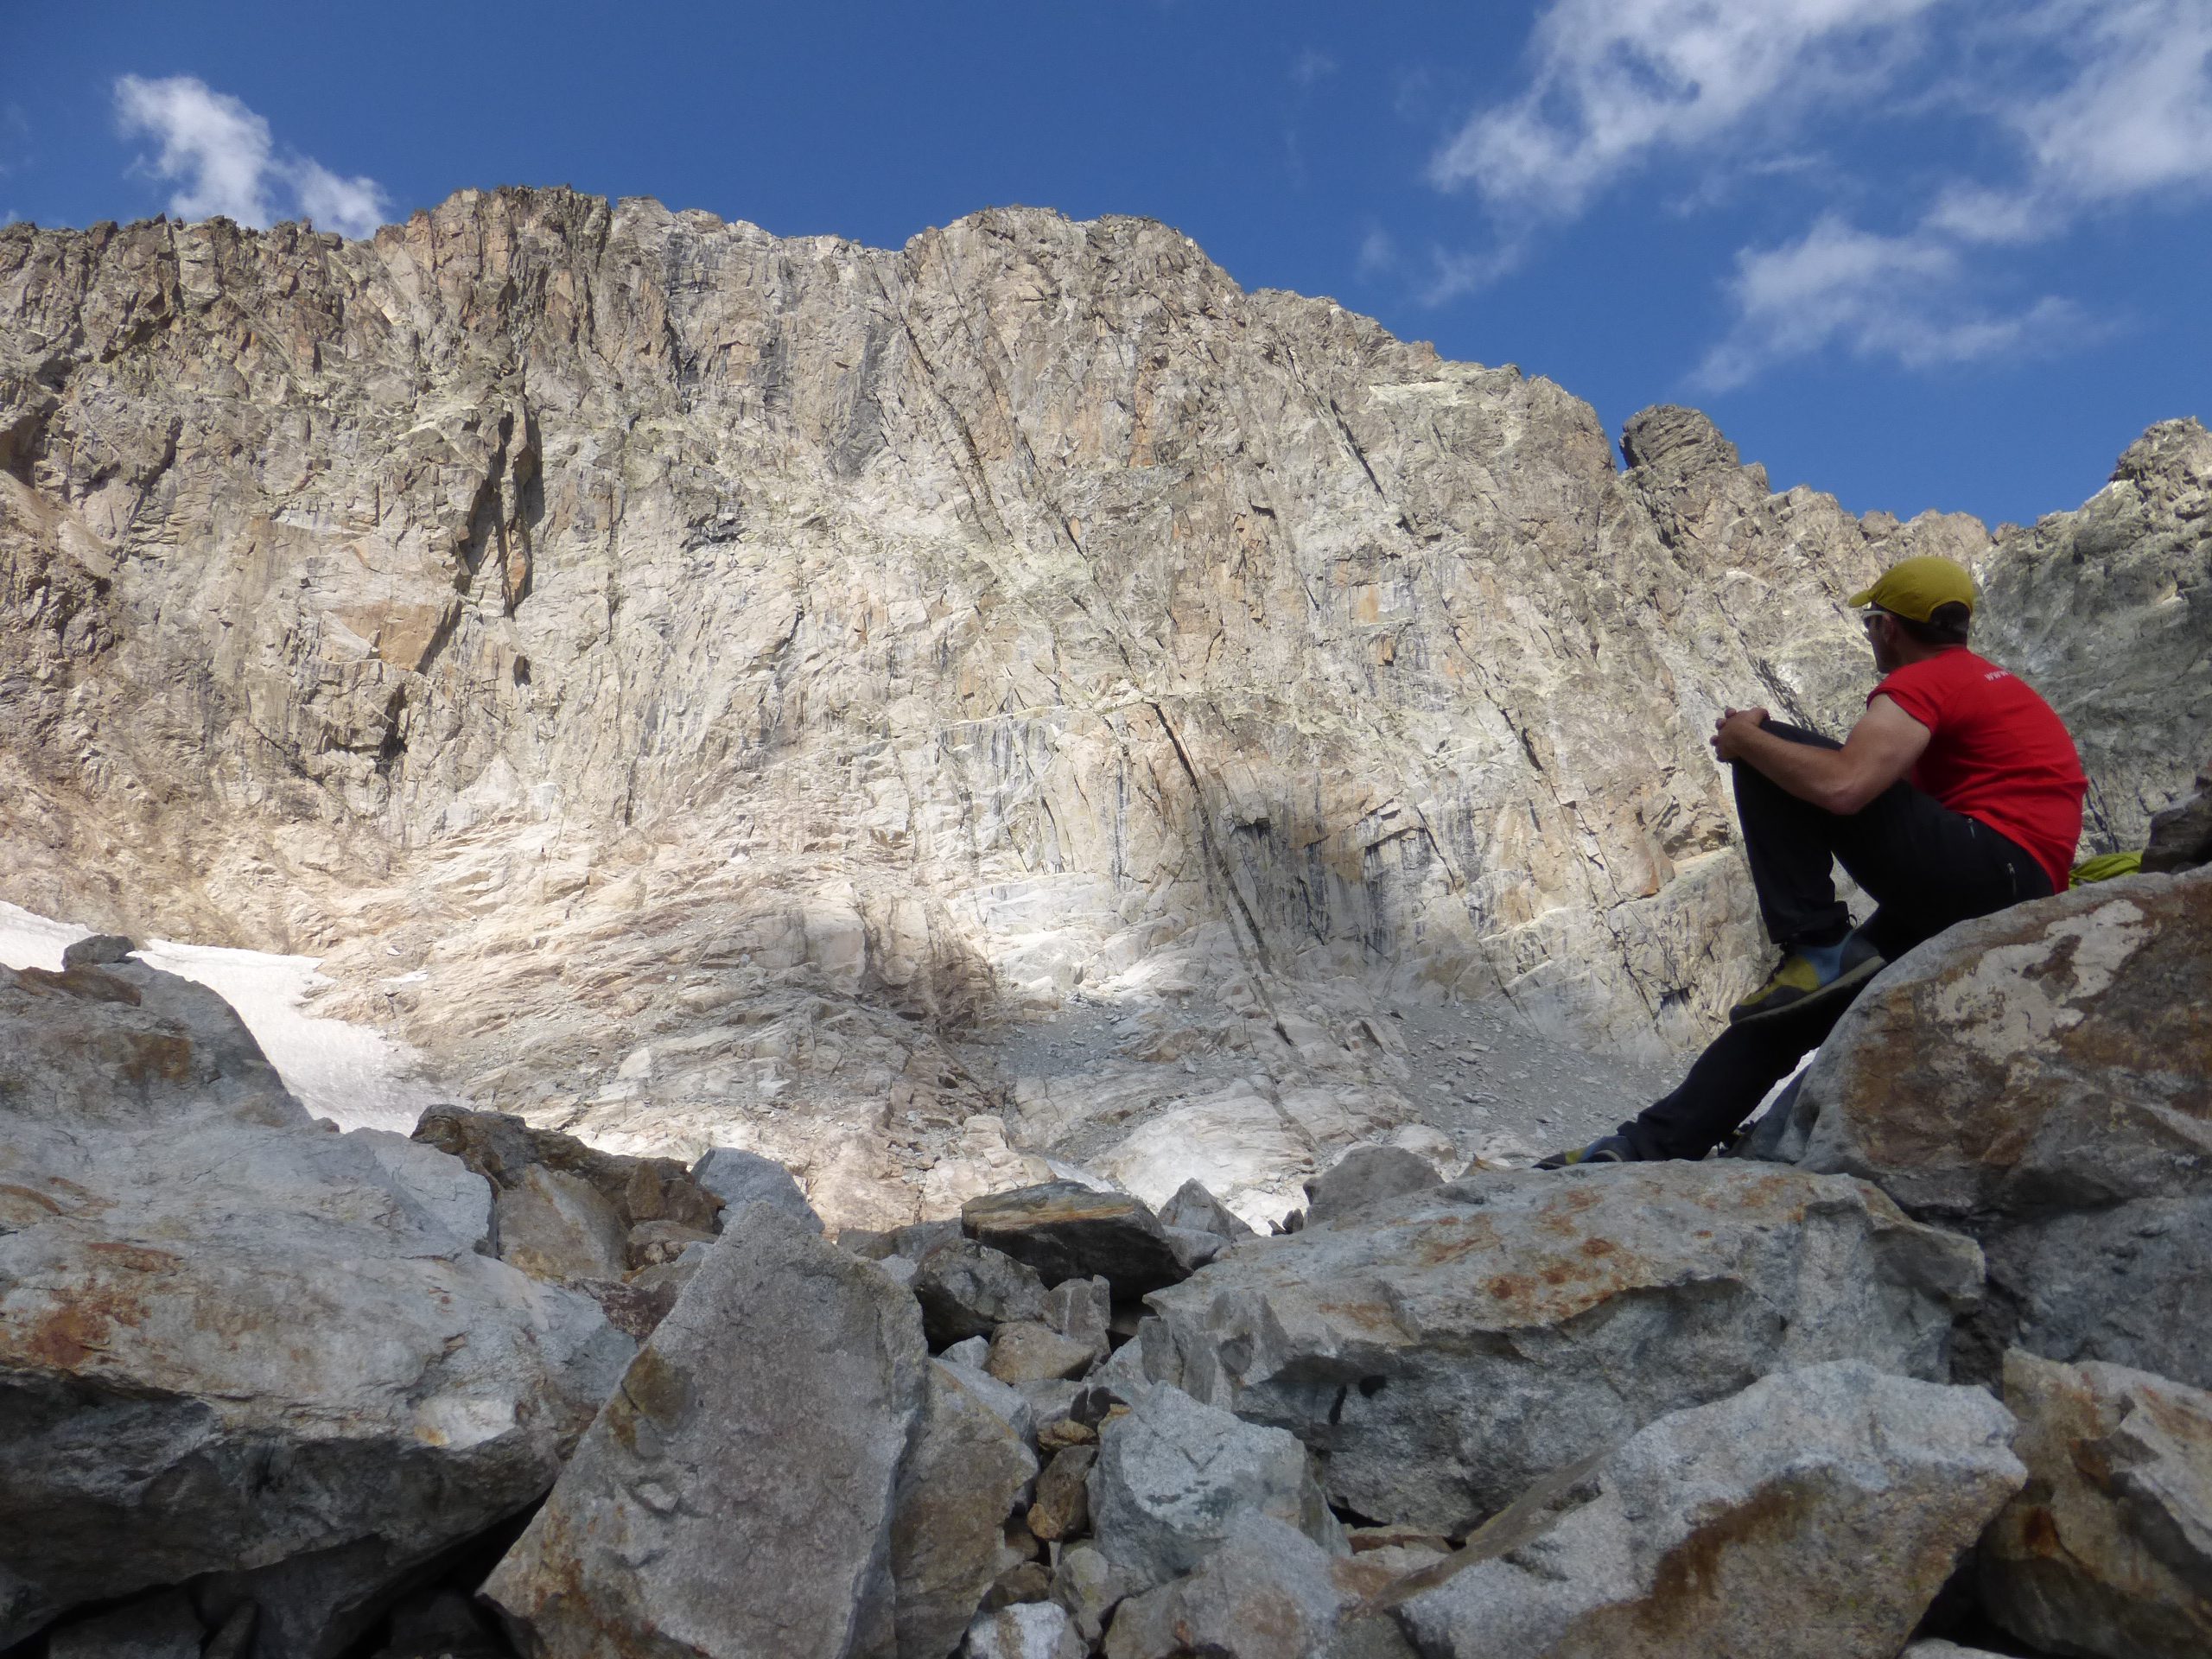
[{"x1": 0, "y1": 190, "x2": 2202, "y2": 1224}]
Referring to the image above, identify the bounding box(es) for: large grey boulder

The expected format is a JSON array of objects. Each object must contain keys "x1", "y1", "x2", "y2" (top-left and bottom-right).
[
  {"x1": 1980, "y1": 1349, "x2": 2212, "y2": 1659},
  {"x1": 1800, "y1": 869, "x2": 2212, "y2": 1220},
  {"x1": 891, "y1": 1360, "x2": 1039, "y2": 1659},
  {"x1": 1157, "y1": 1179, "x2": 1255, "y2": 1243},
  {"x1": 0, "y1": 962, "x2": 629, "y2": 1651},
  {"x1": 481, "y1": 1206, "x2": 931, "y2": 1659},
  {"x1": 1302, "y1": 1146, "x2": 1440, "y2": 1226},
  {"x1": 963, "y1": 1184, "x2": 1188, "y2": 1296},
  {"x1": 1087, "y1": 1382, "x2": 1344, "y2": 1592},
  {"x1": 1794, "y1": 868, "x2": 2212, "y2": 1385},
  {"x1": 1101, "y1": 1514, "x2": 1351, "y2": 1659},
  {"x1": 1972, "y1": 1194, "x2": 2212, "y2": 1389},
  {"x1": 912, "y1": 1237, "x2": 1052, "y2": 1348},
  {"x1": 1391, "y1": 1362, "x2": 2025, "y2": 1659},
  {"x1": 493, "y1": 1163, "x2": 628, "y2": 1283},
  {"x1": 693, "y1": 1144, "x2": 823, "y2": 1233},
  {"x1": 1139, "y1": 1162, "x2": 1983, "y2": 1532}
]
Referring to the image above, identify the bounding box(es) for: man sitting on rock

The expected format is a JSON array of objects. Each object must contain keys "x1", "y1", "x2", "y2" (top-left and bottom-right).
[{"x1": 1542, "y1": 554, "x2": 2087, "y2": 1166}]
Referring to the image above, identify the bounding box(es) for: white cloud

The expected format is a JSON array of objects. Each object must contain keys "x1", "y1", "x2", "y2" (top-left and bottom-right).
[
  {"x1": 116, "y1": 75, "x2": 274, "y2": 226},
  {"x1": 0, "y1": 102, "x2": 29, "y2": 179},
  {"x1": 291, "y1": 159, "x2": 388, "y2": 238},
  {"x1": 1357, "y1": 226, "x2": 1398, "y2": 279},
  {"x1": 1694, "y1": 215, "x2": 2078, "y2": 390},
  {"x1": 1922, "y1": 183, "x2": 2051, "y2": 245},
  {"x1": 2016, "y1": 0, "x2": 2212, "y2": 201},
  {"x1": 1420, "y1": 0, "x2": 2212, "y2": 382},
  {"x1": 114, "y1": 74, "x2": 389, "y2": 238},
  {"x1": 1420, "y1": 242, "x2": 1529, "y2": 306},
  {"x1": 1291, "y1": 48, "x2": 1337, "y2": 89},
  {"x1": 1430, "y1": 0, "x2": 1942, "y2": 216}
]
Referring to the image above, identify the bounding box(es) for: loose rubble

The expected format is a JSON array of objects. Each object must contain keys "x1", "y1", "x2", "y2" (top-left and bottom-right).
[{"x1": 10, "y1": 859, "x2": 2212, "y2": 1658}]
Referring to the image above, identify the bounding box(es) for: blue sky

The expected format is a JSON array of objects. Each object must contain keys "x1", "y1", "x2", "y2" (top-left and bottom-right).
[{"x1": 3, "y1": 0, "x2": 2207, "y2": 531}]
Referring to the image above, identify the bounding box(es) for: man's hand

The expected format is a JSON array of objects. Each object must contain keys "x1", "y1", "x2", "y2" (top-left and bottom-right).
[{"x1": 1712, "y1": 707, "x2": 1770, "y2": 762}]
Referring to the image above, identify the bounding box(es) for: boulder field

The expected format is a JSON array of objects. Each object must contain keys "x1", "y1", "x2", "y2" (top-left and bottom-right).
[
  {"x1": 4, "y1": 188, "x2": 2209, "y2": 1657},
  {"x1": 3, "y1": 851, "x2": 2208, "y2": 1657}
]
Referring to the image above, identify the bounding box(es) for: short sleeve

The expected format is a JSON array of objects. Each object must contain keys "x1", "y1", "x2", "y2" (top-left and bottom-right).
[{"x1": 1871, "y1": 663, "x2": 1945, "y2": 733}]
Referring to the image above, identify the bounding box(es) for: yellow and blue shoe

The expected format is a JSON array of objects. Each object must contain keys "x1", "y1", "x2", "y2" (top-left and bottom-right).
[
  {"x1": 1729, "y1": 932, "x2": 1885, "y2": 1025},
  {"x1": 1535, "y1": 1135, "x2": 1636, "y2": 1171}
]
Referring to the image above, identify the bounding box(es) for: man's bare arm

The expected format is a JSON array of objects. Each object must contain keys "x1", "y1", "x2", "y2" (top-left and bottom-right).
[{"x1": 1712, "y1": 696, "x2": 1932, "y2": 815}]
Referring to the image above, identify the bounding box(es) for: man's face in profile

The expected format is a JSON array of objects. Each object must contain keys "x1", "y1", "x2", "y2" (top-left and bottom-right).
[{"x1": 1863, "y1": 609, "x2": 1902, "y2": 675}]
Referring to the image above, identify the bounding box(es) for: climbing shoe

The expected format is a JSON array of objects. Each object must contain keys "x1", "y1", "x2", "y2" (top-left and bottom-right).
[
  {"x1": 1728, "y1": 931, "x2": 1885, "y2": 1026},
  {"x1": 1535, "y1": 1134, "x2": 1636, "y2": 1171}
]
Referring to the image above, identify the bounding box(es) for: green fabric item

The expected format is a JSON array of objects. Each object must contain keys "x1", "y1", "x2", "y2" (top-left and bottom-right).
[{"x1": 2070, "y1": 851, "x2": 2144, "y2": 887}]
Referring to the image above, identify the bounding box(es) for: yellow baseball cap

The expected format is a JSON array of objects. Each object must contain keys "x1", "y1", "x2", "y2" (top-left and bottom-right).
[{"x1": 1847, "y1": 556, "x2": 1976, "y2": 622}]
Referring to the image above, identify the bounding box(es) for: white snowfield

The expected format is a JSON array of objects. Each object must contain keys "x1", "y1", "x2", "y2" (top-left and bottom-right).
[{"x1": 0, "y1": 901, "x2": 435, "y2": 1132}]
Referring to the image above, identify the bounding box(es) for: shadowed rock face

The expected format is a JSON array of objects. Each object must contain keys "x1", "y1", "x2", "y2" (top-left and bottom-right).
[{"x1": 0, "y1": 192, "x2": 2203, "y2": 1222}]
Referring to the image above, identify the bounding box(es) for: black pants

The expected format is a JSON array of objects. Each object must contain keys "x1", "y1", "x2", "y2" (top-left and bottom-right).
[{"x1": 1624, "y1": 721, "x2": 2052, "y2": 1160}]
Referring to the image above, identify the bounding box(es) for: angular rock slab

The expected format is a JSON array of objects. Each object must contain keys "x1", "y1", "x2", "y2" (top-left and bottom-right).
[
  {"x1": 1140, "y1": 1163, "x2": 1984, "y2": 1532},
  {"x1": 892, "y1": 1361, "x2": 1040, "y2": 1659},
  {"x1": 963, "y1": 1183, "x2": 1187, "y2": 1295},
  {"x1": 483, "y1": 1207, "x2": 931, "y2": 1659},
  {"x1": 1088, "y1": 1382, "x2": 1343, "y2": 1592},
  {"x1": 693, "y1": 1144, "x2": 823, "y2": 1233},
  {"x1": 1157, "y1": 1179, "x2": 1255, "y2": 1243},
  {"x1": 1978, "y1": 1192, "x2": 2212, "y2": 1391},
  {"x1": 1303, "y1": 1146, "x2": 1440, "y2": 1226},
  {"x1": 1799, "y1": 868, "x2": 2212, "y2": 1220},
  {"x1": 1102, "y1": 1514, "x2": 1351, "y2": 1659},
  {"x1": 493, "y1": 1163, "x2": 628, "y2": 1283},
  {"x1": 912, "y1": 1237, "x2": 1051, "y2": 1348},
  {"x1": 1980, "y1": 1350, "x2": 2212, "y2": 1659},
  {"x1": 0, "y1": 963, "x2": 629, "y2": 1649},
  {"x1": 1392, "y1": 1362, "x2": 2025, "y2": 1659}
]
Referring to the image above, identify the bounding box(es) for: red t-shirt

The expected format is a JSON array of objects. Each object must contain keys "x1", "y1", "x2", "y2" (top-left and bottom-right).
[{"x1": 1869, "y1": 649, "x2": 2087, "y2": 891}]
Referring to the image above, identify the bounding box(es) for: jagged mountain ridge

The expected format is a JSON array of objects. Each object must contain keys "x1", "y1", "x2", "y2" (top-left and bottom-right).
[{"x1": 1, "y1": 186, "x2": 2204, "y2": 1224}]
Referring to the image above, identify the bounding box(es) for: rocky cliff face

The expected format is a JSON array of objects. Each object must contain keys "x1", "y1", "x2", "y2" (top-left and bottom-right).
[{"x1": 1, "y1": 188, "x2": 2204, "y2": 1224}]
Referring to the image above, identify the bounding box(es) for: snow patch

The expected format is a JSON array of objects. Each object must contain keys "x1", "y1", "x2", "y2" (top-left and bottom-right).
[{"x1": 0, "y1": 900, "x2": 437, "y2": 1132}]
